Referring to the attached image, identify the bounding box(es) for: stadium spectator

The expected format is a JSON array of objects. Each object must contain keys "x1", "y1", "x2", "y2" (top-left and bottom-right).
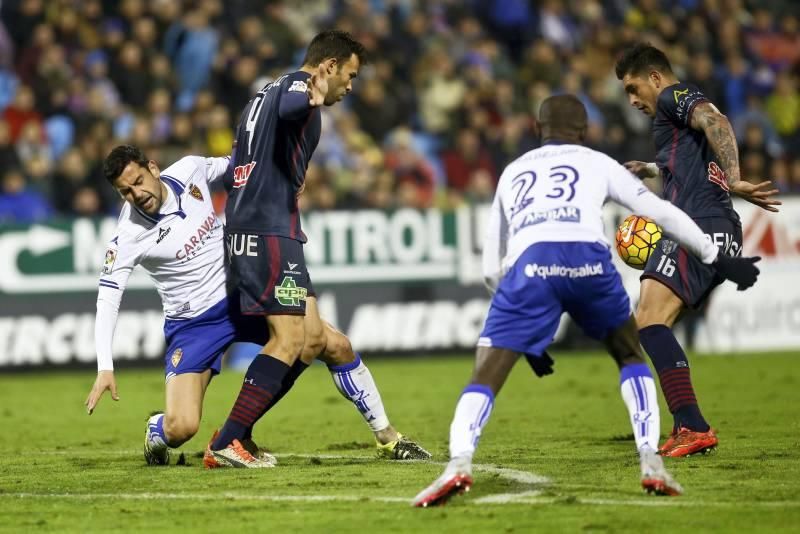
[
  {"x1": 0, "y1": 118, "x2": 21, "y2": 170},
  {"x1": 766, "y1": 70, "x2": 800, "y2": 148},
  {"x1": 441, "y1": 127, "x2": 496, "y2": 192},
  {"x1": 384, "y1": 128, "x2": 436, "y2": 209},
  {"x1": 52, "y1": 147, "x2": 92, "y2": 216},
  {"x1": 3, "y1": 84, "x2": 41, "y2": 142},
  {"x1": 0, "y1": 167, "x2": 52, "y2": 223},
  {"x1": 350, "y1": 77, "x2": 404, "y2": 143},
  {"x1": 1, "y1": 0, "x2": 800, "y2": 219},
  {"x1": 164, "y1": 10, "x2": 218, "y2": 111}
]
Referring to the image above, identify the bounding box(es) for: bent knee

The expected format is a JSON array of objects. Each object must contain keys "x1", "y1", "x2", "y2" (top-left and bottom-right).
[
  {"x1": 636, "y1": 280, "x2": 684, "y2": 328},
  {"x1": 635, "y1": 306, "x2": 667, "y2": 329},
  {"x1": 317, "y1": 330, "x2": 354, "y2": 366},
  {"x1": 275, "y1": 335, "x2": 305, "y2": 357},
  {"x1": 163, "y1": 414, "x2": 200, "y2": 445},
  {"x1": 302, "y1": 327, "x2": 326, "y2": 360},
  {"x1": 268, "y1": 321, "x2": 306, "y2": 357}
]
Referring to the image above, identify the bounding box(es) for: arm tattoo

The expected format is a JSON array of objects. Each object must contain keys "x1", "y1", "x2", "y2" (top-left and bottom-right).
[{"x1": 690, "y1": 102, "x2": 740, "y2": 187}]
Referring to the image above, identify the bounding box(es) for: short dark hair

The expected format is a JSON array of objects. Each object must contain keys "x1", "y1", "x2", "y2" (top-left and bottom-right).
[
  {"x1": 103, "y1": 144, "x2": 149, "y2": 184},
  {"x1": 302, "y1": 30, "x2": 367, "y2": 68},
  {"x1": 615, "y1": 43, "x2": 673, "y2": 80},
  {"x1": 539, "y1": 94, "x2": 587, "y2": 142}
]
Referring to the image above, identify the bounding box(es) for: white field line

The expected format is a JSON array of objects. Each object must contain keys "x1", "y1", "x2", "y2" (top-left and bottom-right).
[
  {"x1": 4, "y1": 492, "x2": 800, "y2": 508},
  {"x1": 21, "y1": 450, "x2": 800, "y2": 508},
  {"x1": 3, "y1": 492, "x2": 409, "y2": 504},
  {"x1": 473, "y1": 490, "x2": 544, "y2": 504}
]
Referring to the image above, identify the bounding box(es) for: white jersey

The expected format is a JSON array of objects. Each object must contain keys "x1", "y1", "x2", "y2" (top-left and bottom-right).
[
  {"x1": 483, "y1": 143, "x2": 718, "y2": 290},
  {"x1": 95, "y1": 155, "x2": 230, "y2": 370}
]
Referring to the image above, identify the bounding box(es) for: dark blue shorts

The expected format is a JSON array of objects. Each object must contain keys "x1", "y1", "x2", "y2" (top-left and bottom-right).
[
  {"x1": 479, "y1": 242, "x2": 631, "y2": 356},
  {"x1": 641, "y1": 217, "x2": 742, "y2": 308},
  {"x1": 225, "y1": 232, "x2": 316, "y2": 316},
  {"x1": 163, "y1": 297, "x2": 268, "y2": 379}
]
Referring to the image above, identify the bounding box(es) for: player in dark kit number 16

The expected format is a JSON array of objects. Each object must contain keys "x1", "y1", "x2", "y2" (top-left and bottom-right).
[{"x1": 615, "y1": 43, "x2": 780, "y2": 457}]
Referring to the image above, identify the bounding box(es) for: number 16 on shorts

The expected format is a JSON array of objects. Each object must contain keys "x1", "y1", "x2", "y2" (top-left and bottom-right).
[{"x1": 656, "y1": 255, "x2": 676, "y2": 277}]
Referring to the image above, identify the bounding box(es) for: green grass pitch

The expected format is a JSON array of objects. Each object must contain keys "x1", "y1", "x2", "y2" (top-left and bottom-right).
[{"x1": 1, "y1": 352, "x2": 799, "y2": 532}]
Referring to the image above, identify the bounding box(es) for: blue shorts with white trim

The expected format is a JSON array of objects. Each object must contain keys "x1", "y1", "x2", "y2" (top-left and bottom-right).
[
  {"x1": 479, "y1": 242, "x2": 631, "y2": 357},
  {"x1": 162, "y1": 296, "x2": 267, "y2": 379}
]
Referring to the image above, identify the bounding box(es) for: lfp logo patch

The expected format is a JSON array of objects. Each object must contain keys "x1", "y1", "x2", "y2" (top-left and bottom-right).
[{"x1": 102, "y1": 248, "x2": 117, "y2": 274}]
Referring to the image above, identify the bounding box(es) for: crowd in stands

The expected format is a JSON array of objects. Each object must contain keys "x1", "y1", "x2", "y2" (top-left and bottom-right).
[{"x1": 1, "y1": 0, "x2": 800, "y2": 223}]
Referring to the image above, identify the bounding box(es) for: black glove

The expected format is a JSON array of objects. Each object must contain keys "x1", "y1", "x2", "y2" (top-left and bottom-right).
[
  {"x1": 713, "y1": 252, "x2": 761, "y2": 290},
  {"x1": 525, "y1": 351, "x2": 554, "y2": 378}
]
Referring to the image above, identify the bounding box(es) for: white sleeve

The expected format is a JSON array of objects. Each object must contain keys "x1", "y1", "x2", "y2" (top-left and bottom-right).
[
  {"x1": 202, "y1": 156, "x2": 231, "y2": 183},
  {"x1": 95, "y1": 232, "x2": 138, "y2": 371},
  {"x1": 95, "y1": 288, "x2": 122, "y2": 371},
  {"x1": 482, "y1": 190, "x2": 508, "y2": 293},
  {"x1": 606, "y1": 161, "x2": 718, "y2": 264}
]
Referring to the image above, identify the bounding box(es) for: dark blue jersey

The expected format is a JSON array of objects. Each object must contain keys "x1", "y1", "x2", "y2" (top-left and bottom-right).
[
  {"x1": 653, "y1": 82, "x2": 739, "y2": 223},
  {"x1": 225, "y1": 71, "x2": 321, "y2": 241}
]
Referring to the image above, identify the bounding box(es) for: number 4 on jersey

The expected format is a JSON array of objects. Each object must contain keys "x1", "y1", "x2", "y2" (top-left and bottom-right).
[{"x1": 244, "y1": 93, "x2": 265, "y2": 155}]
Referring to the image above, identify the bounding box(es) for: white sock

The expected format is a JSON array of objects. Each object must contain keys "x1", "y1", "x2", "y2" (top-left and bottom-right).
[
  {"x1": 147, "y1": 413, "x2": 168, "y2": 449},
  {"x1": 449, "y1": 384, "x2": 495, "y2": 460},
  {"x1": 619, "y1": 363, "x2": 660, "y2": 452},
  {"x1": 328, "y1": 354, "x2": 390, "y2": 432}
]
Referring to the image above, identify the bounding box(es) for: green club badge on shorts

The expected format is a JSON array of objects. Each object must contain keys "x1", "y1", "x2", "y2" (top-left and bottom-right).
[{"x1": 275, "y1": 276, "x2": 307, "y2": 306}]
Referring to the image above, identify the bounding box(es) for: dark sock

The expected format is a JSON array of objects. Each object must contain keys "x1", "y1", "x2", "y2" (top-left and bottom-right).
[
  {"x1": 264, "y1": 359, "x2": 310, "y2": 413},
  {"x1": 242, "y1": 359, "x2": 310, "y2": 440},
  {"x1": 212, "y1": 354, "x2": 290, "y2": 450},
  {"x1": 639, "y1": 324, "x2": 710, "y2": 432}
]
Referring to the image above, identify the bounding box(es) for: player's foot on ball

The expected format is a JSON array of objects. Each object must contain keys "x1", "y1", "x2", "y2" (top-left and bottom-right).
[
  {"x1": 143, "y1": 413, "x2": 170, "y2": 466},
  {"x1": 206, "y1": 439, "x2": 274, "y2": 469},
  {"x1": 412, "y1": 457, "x2": 473, "y2": 507},
  {"x1": 640, "y1": 448, "x2": 683, "y2": 496},
  {"x1": 241, "y1": 437, "x2": 278, "y2": 466},
  {"x1": 377, "y1": 433, "x2": 432, "y2": 460},
  {"x1": 660, "y1": 427, "x2": 718, "y2": 457}
]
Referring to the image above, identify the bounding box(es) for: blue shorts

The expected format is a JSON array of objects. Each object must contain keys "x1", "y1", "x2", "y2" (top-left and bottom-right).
[
  {"x1": 162, "y1": 296, "x2": 267, "y2": 379},
  {"x1": 479, "y1": 242, "x2": 631, "y2": 356}
]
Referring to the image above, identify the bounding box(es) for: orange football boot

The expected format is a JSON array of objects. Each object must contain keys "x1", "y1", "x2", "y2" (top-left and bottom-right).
[{"x1": 660, "y1": 427, "x2": 718, "y2": 457}]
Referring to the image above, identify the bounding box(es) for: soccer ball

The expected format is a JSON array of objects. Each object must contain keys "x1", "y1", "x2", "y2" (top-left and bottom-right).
[{"x1": 615, "y1": 215, "x2": 663, "y2": 269}]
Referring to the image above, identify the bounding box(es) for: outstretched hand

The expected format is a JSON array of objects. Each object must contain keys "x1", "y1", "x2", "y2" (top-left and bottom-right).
[
  {"x1": 624, "y1": 161, "x2": 659, "y2": 179},
  {"x1": 730, "y1": 180, "x2": 781, "y2": 213},
  {"x1": 85, "y1": 370, "x2": 119, "y2": 415},
  {"x1": 307, "y1": 62, "x2": 329, "y2": 107},
  {"x1": 714, "y1": 253, "x2": 761, "y2": 291}
]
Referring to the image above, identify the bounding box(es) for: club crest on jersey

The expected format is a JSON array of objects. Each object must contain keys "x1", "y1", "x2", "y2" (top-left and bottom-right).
[
  {"x1": 660, "y1": 239, "x2": 678, "y2": 255},
  {"x1": 102, "y1": 248, "x2": 117, "y2": 274},
  {"x1": 189, "y1": 184, "x2": 203, "y2": 201},
  {"x1": 233, "y1": 161, "x2": 257, "y2": 189},
  {"x1": 274, "y1": 276, "x2": 307, "y2": 306},
  {"x1": 707, "y1": 162, "x2": 730, "y2": 191},
  {"x1": 171, "y1": 348, "x2": 183, "y2": 368}
]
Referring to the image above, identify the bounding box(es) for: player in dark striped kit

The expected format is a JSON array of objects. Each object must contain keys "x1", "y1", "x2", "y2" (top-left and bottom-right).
[
  {"x1": 615, "y1": 43, "x2": 780, "y2": 457},
  {"x1": 206, "y1": 31, "x2": 429, "y2": 467}
]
